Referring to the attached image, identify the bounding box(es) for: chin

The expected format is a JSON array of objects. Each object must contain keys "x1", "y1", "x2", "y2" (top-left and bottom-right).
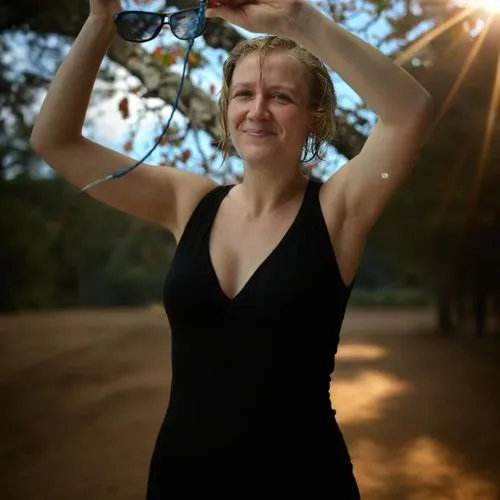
[
  {"x1": 241, "y1": 153, "x2": 279, "y2": 168},
  {"x1": 236, "y1": 144, "x2": 281, "y2": 165}
]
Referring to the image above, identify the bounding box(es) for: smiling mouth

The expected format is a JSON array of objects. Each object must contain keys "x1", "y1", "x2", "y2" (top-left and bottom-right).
[{"x1": 243, "y1": 130, "x2": 276, "y2": 137}]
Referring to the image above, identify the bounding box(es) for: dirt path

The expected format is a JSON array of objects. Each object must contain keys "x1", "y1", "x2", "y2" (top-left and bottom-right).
[{"x1": 0, "y1": 306, "x2": 499, "y2": 500}]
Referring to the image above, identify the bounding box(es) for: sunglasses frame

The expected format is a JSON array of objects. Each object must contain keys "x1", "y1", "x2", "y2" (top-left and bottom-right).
[{"x1": 113, "y1": 7, "x2": 208, "y2": 43}]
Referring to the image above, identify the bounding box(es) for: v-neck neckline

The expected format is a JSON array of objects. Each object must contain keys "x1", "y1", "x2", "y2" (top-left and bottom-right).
[{"x1": 207, "y1": 178, "x2": 312, "y2": 302}]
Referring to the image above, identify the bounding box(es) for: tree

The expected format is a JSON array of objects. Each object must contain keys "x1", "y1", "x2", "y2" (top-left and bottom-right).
[
  {"x1": 374, "y1": 8, "x2": 500, "y2": 334},
  {"x1": 2, "y1": 0, "x2": 500, "y2": 332}
]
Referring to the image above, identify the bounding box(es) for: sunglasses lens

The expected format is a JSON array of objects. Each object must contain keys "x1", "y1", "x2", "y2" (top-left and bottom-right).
[
  {"x1": 170, "y1": 9, "x2": 206, "y2": 40},
  {"x1": 115, "y1": 12, "x2": 163, "y2": 42}
]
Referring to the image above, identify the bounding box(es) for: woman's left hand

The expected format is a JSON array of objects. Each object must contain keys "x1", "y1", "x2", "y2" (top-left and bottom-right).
[{"x1": 205, "y1": 0, "x2": 307, "y2": 38}]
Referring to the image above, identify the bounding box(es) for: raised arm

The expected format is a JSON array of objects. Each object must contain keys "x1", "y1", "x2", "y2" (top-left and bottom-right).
[
  {"x1": 206, "y1": 0, "x2": 432, "y2": 285},
  {"x1": 288, "y1": 3, "x2": 433, "y2": 232},
  {"x1": 30, "y1": 0, "x2": 215, "y2": 233}
]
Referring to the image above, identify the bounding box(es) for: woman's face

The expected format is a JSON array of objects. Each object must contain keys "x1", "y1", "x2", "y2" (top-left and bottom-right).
[{"x1": 227, "y1": 50, "x2": 314, "y2": 169}]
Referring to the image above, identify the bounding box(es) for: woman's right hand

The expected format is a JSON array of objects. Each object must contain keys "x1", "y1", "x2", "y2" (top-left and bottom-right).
[{"x1": 89, "y1": 0, "x2": 123, "y2": 23}]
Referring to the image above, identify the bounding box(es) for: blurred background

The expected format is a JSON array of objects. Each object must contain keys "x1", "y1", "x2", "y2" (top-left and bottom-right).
[{"x1": 1, "y1": 0, "x2": 500, "y2": 498}]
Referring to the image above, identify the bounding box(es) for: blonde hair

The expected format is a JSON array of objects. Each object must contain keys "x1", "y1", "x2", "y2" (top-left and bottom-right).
[{"x1": 217, "y1": 35, "x2": 337, "y2": 164}]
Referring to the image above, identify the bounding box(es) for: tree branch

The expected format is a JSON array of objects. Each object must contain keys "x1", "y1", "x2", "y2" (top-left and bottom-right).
[{"x1": 0, "y1": 0, "x2": 367, "y2": 160}]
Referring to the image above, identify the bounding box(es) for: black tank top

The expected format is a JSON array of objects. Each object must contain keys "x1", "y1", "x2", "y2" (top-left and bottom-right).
[{"x1": 159, "y1": 176, "x2": 353, "y2": 458}]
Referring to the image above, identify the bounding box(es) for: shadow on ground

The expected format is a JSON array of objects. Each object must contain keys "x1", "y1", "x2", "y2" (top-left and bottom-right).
[{"x1": 334, "y1": 308, "x2": 500, "y2": 500}]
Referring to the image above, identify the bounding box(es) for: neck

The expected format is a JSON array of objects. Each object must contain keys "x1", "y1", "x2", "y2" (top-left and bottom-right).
[{"x1": 234, "y1": 164, "x2": 308, "y2": 217}]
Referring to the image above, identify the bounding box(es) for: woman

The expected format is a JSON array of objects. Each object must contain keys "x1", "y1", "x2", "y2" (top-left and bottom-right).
[{"x1": 30, "y1": 0, "x2": 432, "y2": 497}]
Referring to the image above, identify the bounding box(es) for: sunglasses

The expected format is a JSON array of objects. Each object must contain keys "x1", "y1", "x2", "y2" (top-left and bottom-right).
[{"x1": 113, "y1": 6, "x2": 207, "y2": 43}]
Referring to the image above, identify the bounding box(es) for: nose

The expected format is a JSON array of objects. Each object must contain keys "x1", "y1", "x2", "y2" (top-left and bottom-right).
[{"x1": 247, "y1": 93, "x2": 269, "y2": 120}]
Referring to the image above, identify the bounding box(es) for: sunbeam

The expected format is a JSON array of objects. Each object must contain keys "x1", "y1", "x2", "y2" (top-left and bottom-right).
[
  {"x1": 458, "y1": 0, "x2": 500, "y2": 14},
  {"x1": 470, "y1": 37, "x2": 500, "y2": 205},
  {"x1": 432, "y1": 137, "x2": 472, "y2": 230},
  {"x1": 431, "y1": 15, "x2": 493, "y2": 131},
  {"x1": 395, "y1": 5, "x2": 481, "y2": 65}
]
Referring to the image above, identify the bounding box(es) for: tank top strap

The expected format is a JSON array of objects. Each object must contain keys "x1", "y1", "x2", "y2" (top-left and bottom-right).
[
  {"x1": 299, "y1": 176, "x2": 356, "y2": 291},
  {"x1": 298, "y1": 176, "x2": 325, "y2": 221},
  {"x1": 176, "y1": 183, "x2": 234, "y2": 252}
]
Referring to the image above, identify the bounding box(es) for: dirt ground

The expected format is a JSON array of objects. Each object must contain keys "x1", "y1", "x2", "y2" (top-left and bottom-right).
[{"x1": 0, "y1": 306, "x2": 499, "y2": 500}]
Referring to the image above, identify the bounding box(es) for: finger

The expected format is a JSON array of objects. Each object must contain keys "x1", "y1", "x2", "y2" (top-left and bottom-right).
[
  {"x1": 229, "y1": 0, "x2": 258, "y2": 5},
  {"x1": 205, "y1": 5, "x2": 232, "y2": 18},
  {"x1": 206, "y1": 2, "x2": 244, "y2": 18},
  {"x1": 207, "y1": 0, "x2": 231, "y2": 7},
  {"x1": 207, "y1": 0, "x2": 254, "y2": 8}
]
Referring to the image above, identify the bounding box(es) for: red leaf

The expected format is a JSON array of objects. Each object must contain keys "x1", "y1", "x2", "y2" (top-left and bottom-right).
[
  {"x1": 118, "y1": 97, "x2": 129, "y2": 119},
  {"x1": 181, "y1": 150, "x2": 192, "y2": 163},
  {"x1": 153, "y1": 46, "x2": 163, "y2": 59},
  {"x1": 129, "y1": 85, "x2": 142, "y2": 94}
]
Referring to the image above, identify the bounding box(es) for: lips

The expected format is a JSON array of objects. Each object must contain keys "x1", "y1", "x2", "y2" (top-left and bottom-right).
[{"x1": 243, "y1": 129, "x2": 276, "y2": 136}]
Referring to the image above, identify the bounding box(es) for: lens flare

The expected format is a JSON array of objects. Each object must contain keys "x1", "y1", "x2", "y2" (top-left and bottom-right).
[{"x1": 457, "y1": 0, "x2": 500, "y2": 14}]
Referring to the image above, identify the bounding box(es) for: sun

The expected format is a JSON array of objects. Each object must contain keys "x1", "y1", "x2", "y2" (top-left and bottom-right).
[
  {"x1": 480, "y1": 0, "x2": 500, "y2": 12},
  {"x1": 463, "y1": 0, "x2": 500, "y2": 13}
]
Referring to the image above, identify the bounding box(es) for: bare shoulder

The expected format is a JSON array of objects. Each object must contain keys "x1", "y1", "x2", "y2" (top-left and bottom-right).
[
  {"x1": 30, "y1": 136, "x2": 218, "y2": 234},
  {"x1": 170, "y1": 168, "x2": 218, "y2": 242}
]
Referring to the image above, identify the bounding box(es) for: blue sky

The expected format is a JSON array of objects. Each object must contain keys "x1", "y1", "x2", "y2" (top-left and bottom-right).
[{"x1": 8, "y1": 0, "x2": 437, "y2": 181}]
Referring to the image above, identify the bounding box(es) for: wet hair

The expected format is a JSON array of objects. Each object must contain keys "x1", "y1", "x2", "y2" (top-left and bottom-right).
[{"x1": 217, "y1": 35, "x2": 337, "y2": 164}]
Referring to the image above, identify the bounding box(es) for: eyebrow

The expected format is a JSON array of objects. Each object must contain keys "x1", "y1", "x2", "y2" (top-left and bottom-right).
[{"x1": 231, "y1": 82, "x2": 302, "y2": 97}]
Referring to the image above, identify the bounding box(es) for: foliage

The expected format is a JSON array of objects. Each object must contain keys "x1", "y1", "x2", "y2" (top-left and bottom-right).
[
  {"x1": 1, "y1": 0, "x2": 500, "y2": 332},
  {"x1": 350, "y1": 287, "x2": 433, "y2": 308},
  {"x1": 0, "y1": 176, "x2": 176, "y2": 311}
]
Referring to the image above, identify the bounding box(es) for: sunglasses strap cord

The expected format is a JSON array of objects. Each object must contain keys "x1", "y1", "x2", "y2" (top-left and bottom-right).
[{"x1": 81, "y1": 2, "x2": 206, "y2": 193}]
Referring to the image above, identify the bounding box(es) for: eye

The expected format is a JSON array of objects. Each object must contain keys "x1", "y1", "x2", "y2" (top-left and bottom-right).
[
  {"x1": 273, "y1": 93, "x2": 290, "y2": 102},
  {"x1": 233, "y1": 90, "x2": 252, "y2": 99}
]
